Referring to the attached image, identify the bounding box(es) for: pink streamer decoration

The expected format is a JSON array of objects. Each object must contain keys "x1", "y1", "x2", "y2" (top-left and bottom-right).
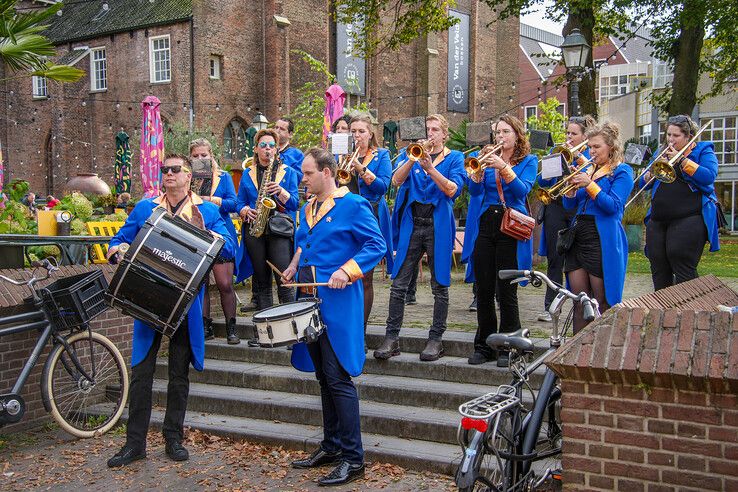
[{"x1": 140, "y1": 96, "x2": 165, "y2": 198}]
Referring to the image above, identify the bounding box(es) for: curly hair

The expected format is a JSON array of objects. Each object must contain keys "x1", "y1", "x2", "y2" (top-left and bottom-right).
[{"x1": 494, "y1": 114, "x2": 531, "y2": 165}]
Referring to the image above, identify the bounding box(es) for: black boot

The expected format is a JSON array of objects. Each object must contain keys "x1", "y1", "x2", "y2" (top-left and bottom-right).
[
  {"x1": 203, "y1": 317, "x2": 214, "y2": 341},
  {"x1": 226, "y1": 317, "x2": 240, "y2": 345}
]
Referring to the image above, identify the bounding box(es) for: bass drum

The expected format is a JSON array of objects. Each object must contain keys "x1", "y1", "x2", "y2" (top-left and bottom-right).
[{"x1": 106, "y1": 207, "x2": 225, "y2": 337}]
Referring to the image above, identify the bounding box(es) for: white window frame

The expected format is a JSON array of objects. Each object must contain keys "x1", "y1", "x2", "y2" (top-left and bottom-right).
[
  {"x1": 32, "y1": 75, "x2": 48, "y2": 99},
  {"x1": 90, "y1": 46, "x2": 107, "y2": 92},
  {"x1": 524, "y1": 105, "x2": 538, "y2": 128},
  {"x1": 209, "y1": 55, "x2": 221, "y2": 79},
  {"x1": 149, "y1": 34, "x2": 171, "y2": 83}
]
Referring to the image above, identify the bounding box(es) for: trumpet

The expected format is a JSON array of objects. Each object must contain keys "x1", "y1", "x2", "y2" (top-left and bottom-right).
[
  {"x1": 464, "y1": 144, "x2": 502, "y2": 177},
  {"x1": 625, "y1": 119, "x2": 713, "y2": 208},
  {"x1": 551, "y1": 139, "x2": 588, "y2": 165},
  {"x1": 536, "y1": 158, "x2": 593, "y2": 205},
  {"x1": 406, "y1": 140, "x2": 433, "y2": 162},
  {"x1": 336, "y1": 147, "x2": 361, "y2": 185}
]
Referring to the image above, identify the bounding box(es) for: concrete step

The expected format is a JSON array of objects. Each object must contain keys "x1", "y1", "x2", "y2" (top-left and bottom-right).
[
  {"x1": 150, "y1": 381, "x2": 462, "y2": 446},
  {"x1": 99, "y1": 405, "x2": 465, "y2": 475},
  {"x1": 155, "y1": 357, "x2": 503, "y2": 411},
  {"x1": 203, "y1": 338, "x2": 546, "y2": 387},
  {"x1": 213, "y1": 321, "x2": 550, "y2": 359}
]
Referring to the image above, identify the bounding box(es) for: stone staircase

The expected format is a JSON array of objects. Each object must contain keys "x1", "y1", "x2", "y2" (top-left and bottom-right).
[{"x1": 145, "y1": 320, "x2": 549, "y2": 475}]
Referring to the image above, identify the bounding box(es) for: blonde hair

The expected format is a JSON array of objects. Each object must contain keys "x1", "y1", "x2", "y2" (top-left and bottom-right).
[
  {"x1": 568, "y1": 115, "x2": 596, "y2": 135},
  {"x1": 586, "y1": 121, "x2": 624, "y2": 165},
  {"x1": 189, "y1": 138, "x2": 212, "y2": 155},
  {"x1": 426, "y1": 114, "x2": 449, "y2": 136},
  {"x1": 349, "y1": 114, "x2": 379, "y2": 148}
]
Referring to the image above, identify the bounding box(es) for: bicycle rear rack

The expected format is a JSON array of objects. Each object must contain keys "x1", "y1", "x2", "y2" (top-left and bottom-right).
[{"x1": 458, "y1": 384, "x2": 520, "y2": 419}]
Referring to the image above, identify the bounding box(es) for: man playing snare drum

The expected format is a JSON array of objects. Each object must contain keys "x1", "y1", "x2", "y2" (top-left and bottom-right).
[
  {"x1": 281, "y1": 148, "x2": 385, "y2": 486},
  {"x1": 106, "y1": 154, "x2": 235, "y2": 468}
]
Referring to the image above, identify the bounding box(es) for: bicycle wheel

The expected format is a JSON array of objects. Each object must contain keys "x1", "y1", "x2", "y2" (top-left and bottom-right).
[
  {"x1": 42, "y1": 330, "x2": 129, "y2": 438},
  {"x1": 456, "y1": 409, "x2": 516, "y2": 492},
  {"x1": 527, "y1": 390, "x2": 563, "y2": 491}
]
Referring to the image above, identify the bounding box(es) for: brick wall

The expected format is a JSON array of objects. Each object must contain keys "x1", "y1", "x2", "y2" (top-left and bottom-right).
[
  {"x1": 546, "y1": 302, "x2": 738, "y2": 491},
  {"x1": 0, "y1": 265, "x2": 134, "y2": 432}
]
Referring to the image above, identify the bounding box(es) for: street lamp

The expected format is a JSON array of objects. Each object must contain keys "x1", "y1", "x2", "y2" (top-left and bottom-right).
[
  {"x1": 251, "y1": 111, "x2": 269, "y2": 131},
  {"x1": 561, "y1": 28, "x2": 591, "y2": 117}
]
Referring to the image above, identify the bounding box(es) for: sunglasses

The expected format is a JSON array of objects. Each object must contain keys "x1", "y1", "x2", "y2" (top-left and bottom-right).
[
  {"x1": 258, "y1": 142, "x2": 277, "y2": 149},
  {"x1": 668, "y1": 115, "x2": 689, "y2": 124},
  {"x1": 161, "y1": 165, "x2": 183, "y2": 174},
  {"x1": 569, "y1": 116, "x2": 587, "y2": 124}
]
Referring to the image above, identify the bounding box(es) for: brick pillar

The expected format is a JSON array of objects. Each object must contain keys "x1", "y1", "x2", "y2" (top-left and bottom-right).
[
  {"x1": 546, "y1": 301, "x2": 738, "y2": 491},
  {"x1": 263, "y1": 0, "x2": 290, "y2": 118}
]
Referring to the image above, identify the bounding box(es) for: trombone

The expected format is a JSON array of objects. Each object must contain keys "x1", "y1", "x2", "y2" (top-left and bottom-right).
[
  {"x1": 464, "y1": 144, "x2": 502, "y2": 178},
  {"x1": 625, "y1": 119, "x2": 713, "y2": 208},
  {"x1": 336, "y1": 146, "x2": 361, "y2": 185},
  {"x1": 536, "y1": 157, "x2": 594, "y2": 205}
]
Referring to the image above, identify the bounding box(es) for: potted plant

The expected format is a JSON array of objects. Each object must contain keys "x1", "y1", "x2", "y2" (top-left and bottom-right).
[
  {"x1": 622, "y1": 196, "x2": 649, "y2": 252},
  {"x1": 0, "y1": 181, "x2": 38, "y2": 268}
]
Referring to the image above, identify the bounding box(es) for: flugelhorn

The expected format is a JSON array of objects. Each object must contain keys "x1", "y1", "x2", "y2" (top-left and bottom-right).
[
  {"x1": 536, "y1": 157, "x2": 593, "y2": 205},
  {"x1": 337, "y1": 146, "x2": 360, "y2": 185},
  {"x1": 625, "y1": 119, "x2": 713, "y2": 208},
  {"x1": 464, "y1": 144, "x2": 502, "y2": 177},
  {"x1": 406, "y1": 140, "x2": 433, "y2": 162}
]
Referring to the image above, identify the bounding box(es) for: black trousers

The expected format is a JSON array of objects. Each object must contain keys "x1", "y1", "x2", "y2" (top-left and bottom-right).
[
  {"x1": 647, "y1": 214, "x2": 707, "y2": 290},
  {"x1": 126, "y1": 320, "x2": 191, "y2": 449},
  {"x1": 243, "y1": 233, "x2": 295, "y2": 309},
  {"x1": 542, "y1": 202, "x2": 575, "y2": 309},
  {"x1": 472, "y1": 206, "x2": 520, "y2": 356}
]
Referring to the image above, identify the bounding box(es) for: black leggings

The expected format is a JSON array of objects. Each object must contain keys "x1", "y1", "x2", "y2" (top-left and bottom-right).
[
  {"x1": 646, "y1": 214, "x2": 707, "y2": 291},
  {"x1": 203, "y1": 260, "x2": 237, "y2": 321},
  {"x1": 243, "y1": 233, "x2": 295, "y2": 309}
]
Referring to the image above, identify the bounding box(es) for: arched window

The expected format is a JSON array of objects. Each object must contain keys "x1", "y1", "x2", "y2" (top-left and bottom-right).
[{"x1": 223, "y1": 119, "x2": 248, "y2": 161}]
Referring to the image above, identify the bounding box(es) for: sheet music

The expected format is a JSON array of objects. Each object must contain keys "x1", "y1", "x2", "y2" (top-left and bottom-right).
[
  {"x1": 541, "y1": 153, "x2": 564, "y2": 180},
  {"x1": 330, "y1": 133, "x2": 352, "y2": 155}
]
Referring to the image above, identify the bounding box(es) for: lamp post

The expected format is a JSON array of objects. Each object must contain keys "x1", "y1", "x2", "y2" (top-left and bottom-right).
[
  {"x1": 561, "y1": 28, "x2": 591, "y2": 117},
  {"x1": 251, "y1": 111, "x2": 269, "y2": 131}
]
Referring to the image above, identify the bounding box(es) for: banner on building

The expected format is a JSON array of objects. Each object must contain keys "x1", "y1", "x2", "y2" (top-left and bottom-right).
[
  {"x1": 336, "y1": 16, "x2": 366, "y2": 96},
  {"x1": 447, "y1": 10, "x2": 470, "y2": 113}
]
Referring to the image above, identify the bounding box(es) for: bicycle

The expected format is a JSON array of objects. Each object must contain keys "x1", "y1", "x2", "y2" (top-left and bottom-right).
[
  {"x1": 455, "y1": 269, "x2": 600, "y2": 492},
  {"x1": 0, "y1": 258, "x2": 129, "y2": 437}
]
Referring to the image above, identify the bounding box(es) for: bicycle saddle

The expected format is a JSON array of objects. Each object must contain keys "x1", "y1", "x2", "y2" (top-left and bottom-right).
[{"x1": 485, "y1": 328, "x2": 534, "y2": 354}]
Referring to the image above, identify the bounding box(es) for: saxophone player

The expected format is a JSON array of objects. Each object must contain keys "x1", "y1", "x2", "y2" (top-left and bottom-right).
[{"x1": 235, "y1": 129, "x2": 299, "y2": 312}]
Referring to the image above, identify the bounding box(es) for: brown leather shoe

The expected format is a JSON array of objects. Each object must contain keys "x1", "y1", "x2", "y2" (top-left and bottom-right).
[
  {"x1": 420, "y1": 339, "x2": 444, "y2": 361},
  {"x1": 373, "y1": 337, "x2": 400, "y2": 360}
]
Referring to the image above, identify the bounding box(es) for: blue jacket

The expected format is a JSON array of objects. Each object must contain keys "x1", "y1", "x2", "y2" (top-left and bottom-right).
[
  {"x1": 563, "y1": 163, "x2": 634, "y2": 306},
  {"x1": 109, "y1": 195, "x2": 235, "y2": 371},
  {"x1": 640, "y1": 141, "x2": 720, "y2": 253},
  {"x1": 291, "y1": 188, "x2": 386, "y2": 377},
  {"x1": 280, "y1": 146, "x2": 304, "y2": 180},
  {"x1": 390, "y1": 148, "x2": 466, "y2": 286},
  {"x1": 537, "y1": 148, "x2": 591, "y2": 257},
  {"x1": 234, "y1": 163, "x2": 300, "y2": 283},
  {"x1": 356, "y1": 148, "x2": 394, "y2": 271},
  {"x1": 462, "y1": 154, "x2": 537, "y2": 282},
  {"x1": 207, "y1": 170, "x2": 238, "y2": 261}
]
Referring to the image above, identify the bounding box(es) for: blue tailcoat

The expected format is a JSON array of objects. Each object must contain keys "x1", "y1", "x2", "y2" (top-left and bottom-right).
[
  {"x1": 234, "y1": 163, "x2": 299, "y2": 283},
  {"x1": 537, "y1": 148, "x2": 591, "y2": 257},
  {"x1": 280, "y1": 146, "x2": 304, "y2": 180},
  {"x1": 356, "y1": 148, "x2": 394, "y2": 271},
  {"x1": 563, "y1": 164, "x2": 634, "y2": 306},
  {"x1": 640, "y1": 141, "x2": 720, "y2": 253},
  {"x1": 390, "y1": 148, "x2": 466, "y2": 286},
  {"x1": 462, "y1": 154, "x2": 537, "y2": 283},
  {"x1": 290, "y1": 188, "x2": 386, "y2": 377},
  {"x1": 208, "y1": 170, "x2": 238, "y2": 261},
  {"x1": 109, "y1": 196, "x2": 235, "y2": 371}
]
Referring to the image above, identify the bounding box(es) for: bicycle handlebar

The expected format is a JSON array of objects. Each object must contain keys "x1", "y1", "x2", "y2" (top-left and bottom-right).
[
  {"x1": 0, "y1": 258, "x2": 59, "y2": 288},
  {"x1": 499, "y1": 269, "x2": 597, "y2": 313}
]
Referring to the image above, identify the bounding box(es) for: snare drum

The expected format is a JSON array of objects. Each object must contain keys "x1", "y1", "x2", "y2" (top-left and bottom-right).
[
  {"x1": 252, "y1": 299, "x2": 324, "y2": 347},
  {"x1": 106, "y1": 207, "x2": 225, "y2": 337}
]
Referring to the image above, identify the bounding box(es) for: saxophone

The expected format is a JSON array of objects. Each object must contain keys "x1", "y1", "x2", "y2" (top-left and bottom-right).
[{"x1": 249, "y1": 156, "x2": 278, "y2": 238}]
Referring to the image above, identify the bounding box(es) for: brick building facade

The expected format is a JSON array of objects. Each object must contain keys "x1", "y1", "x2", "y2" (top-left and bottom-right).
[{"x1": 1, "y1": 0, "x2": 519, "y2": 196}]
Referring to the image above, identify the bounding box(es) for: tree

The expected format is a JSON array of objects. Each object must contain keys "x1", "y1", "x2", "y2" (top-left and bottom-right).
[
  {"x1": 0, "y1": 0, "x2": 84, "y2": 82},
  {"x1": 525, "y1": 97, "x2": 567, "y2": 155}
]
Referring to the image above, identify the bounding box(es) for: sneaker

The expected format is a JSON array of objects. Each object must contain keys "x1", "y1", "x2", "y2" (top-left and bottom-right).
[
  {"x1": 107, "y1": 444, "x2": 146, "y2": 468},
  {"x1": 537, "y1": 311, "x2": 552, "y2": 322},
  {"x1": 405, "y1": 296, "x2": 417, "y2": 306},
  {"x1": 468, "y1": 299, "x2": 477, "y2": 312},
  {"x1": 165, "y1": 440, "x2": 189, "y2": 462}
]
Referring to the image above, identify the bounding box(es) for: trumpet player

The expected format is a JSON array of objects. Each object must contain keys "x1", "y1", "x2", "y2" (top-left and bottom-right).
[
  {"x1": 275, "y1": 117, "x2": 305, "y2": 180},
  {"x1": 462, "y1": 115, "x2": 537, "y2": 367},
  {"x1": 374, "y1": 114, "x2": 465, "y2": 362},
  {"x1": 562, "y1": 122, "x2": 633, "y2": 333},
  {"x1": 640, "y1": 115, "x2": 720, "y2": 290},
  {"x1": 347, "y1": 115, "x2": 393, "y2": 329},
  {"x1": 536, "y1": 115, "x2": 594, "y2": 322},
  {"x1": 235, "y1": 129, "x2": 299, "y2": 311}
]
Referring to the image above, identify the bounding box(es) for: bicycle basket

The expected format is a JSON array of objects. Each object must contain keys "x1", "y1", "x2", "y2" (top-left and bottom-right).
[{"x1": 40, "y1": 270, "x2": 109, "y2": 330}]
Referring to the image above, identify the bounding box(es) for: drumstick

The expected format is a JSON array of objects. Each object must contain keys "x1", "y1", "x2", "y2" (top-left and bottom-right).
[
  {"x1": 288, "y1": 282, "x2": 353, "y2": 288},
  {"x1": 266, "y1": 260, "x2": 283, "y2": 277}
]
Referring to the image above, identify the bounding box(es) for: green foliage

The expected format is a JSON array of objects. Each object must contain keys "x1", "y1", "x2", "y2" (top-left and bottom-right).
[
  {"x1": 525, "y1": 98, "x2": 567, "y2": 156},
  {"x1": 622, "y1": 195, "x2": 649, "y2": 225},
  {"x1": 6, "y1": 178, "x2": 28, "y2": 201},
  {"x1": 334, "y1": 1, "x2": 458, "y2": 57},
  {"x1": 447, "y1": 119, "x2": 469, "y2": 151},
  {"x1": 55, "y1": 192, "x2": 94, "y2": 222},
  {"x1": 102, "y1": 211, "x2": 128, "y2": 222},
  {"x1": 163, "y1": 121, "x2": 223, "y2": 163},
  {"x1": 90, "y1": 193, "x2": 118, "y2": 209},
  {"x1": 0, "y1": 199, "x2": 34, "y2": 233}
]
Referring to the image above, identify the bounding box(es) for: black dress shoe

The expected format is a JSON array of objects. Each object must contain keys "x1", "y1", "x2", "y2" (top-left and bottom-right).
[
  {"x1": 318, "y1": 461, "x2": 365, "y2": 486},
  {"x1": 107, "y1": 444, "x2": 146, "y2": 468},
  {"x1": 405, "y1": 296, "x2": 417, "y2": 306},
  {"x1": 291, "y1": 448, "x2": 342, "y2": 469},
  {"x1": 420, "y1": 339, "x2": 444, "y2": 361},
  {"x1": 165, "y1": 440, "x2": 189, "y2": 461},
  {"x1": 203, "y1": 317, "x2": 215, "y2": 341},
  {"x1": 373, "y1": 337, "x2": 400, "y2": 360},
  {"x1": 467, "y1": 351, "x2": 493, "y2": 365},
  {"x1": 239, "y1": 300, "x2": 259, "y2": 313}
]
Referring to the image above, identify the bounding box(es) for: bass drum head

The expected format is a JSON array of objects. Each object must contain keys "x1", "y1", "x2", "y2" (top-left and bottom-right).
[{"x1": 252, "y1": 298, "x2": 321, "y2": 322}]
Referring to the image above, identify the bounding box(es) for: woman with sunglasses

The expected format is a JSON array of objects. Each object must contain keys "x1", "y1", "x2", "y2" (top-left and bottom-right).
[
  {"x1": 563, "y1": 121, "x2": 633, "y2": 333},
  {"x1": 189, "y1": 138, "x2": 240, "y2": 344},
  {"x1": 348, "y1": 114, "x2": 393, "y2": 330},
  {"x1": 639, "y1": 114, "x2": 720, "y2": 290},
  {"x1": 462, "y1": 115, "x2": 537, "y2": 367},
  {"x1": 235, "y1": 129, "x2": 299, "y2": 312},
  {"x1": 536, "y1": 115, "x2": 595, "y2": 323}
]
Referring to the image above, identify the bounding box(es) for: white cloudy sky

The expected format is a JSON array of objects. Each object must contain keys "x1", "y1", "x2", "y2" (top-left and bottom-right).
[{"x1": 520, "y1": 1, "x2": 564, "y2": 35}]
